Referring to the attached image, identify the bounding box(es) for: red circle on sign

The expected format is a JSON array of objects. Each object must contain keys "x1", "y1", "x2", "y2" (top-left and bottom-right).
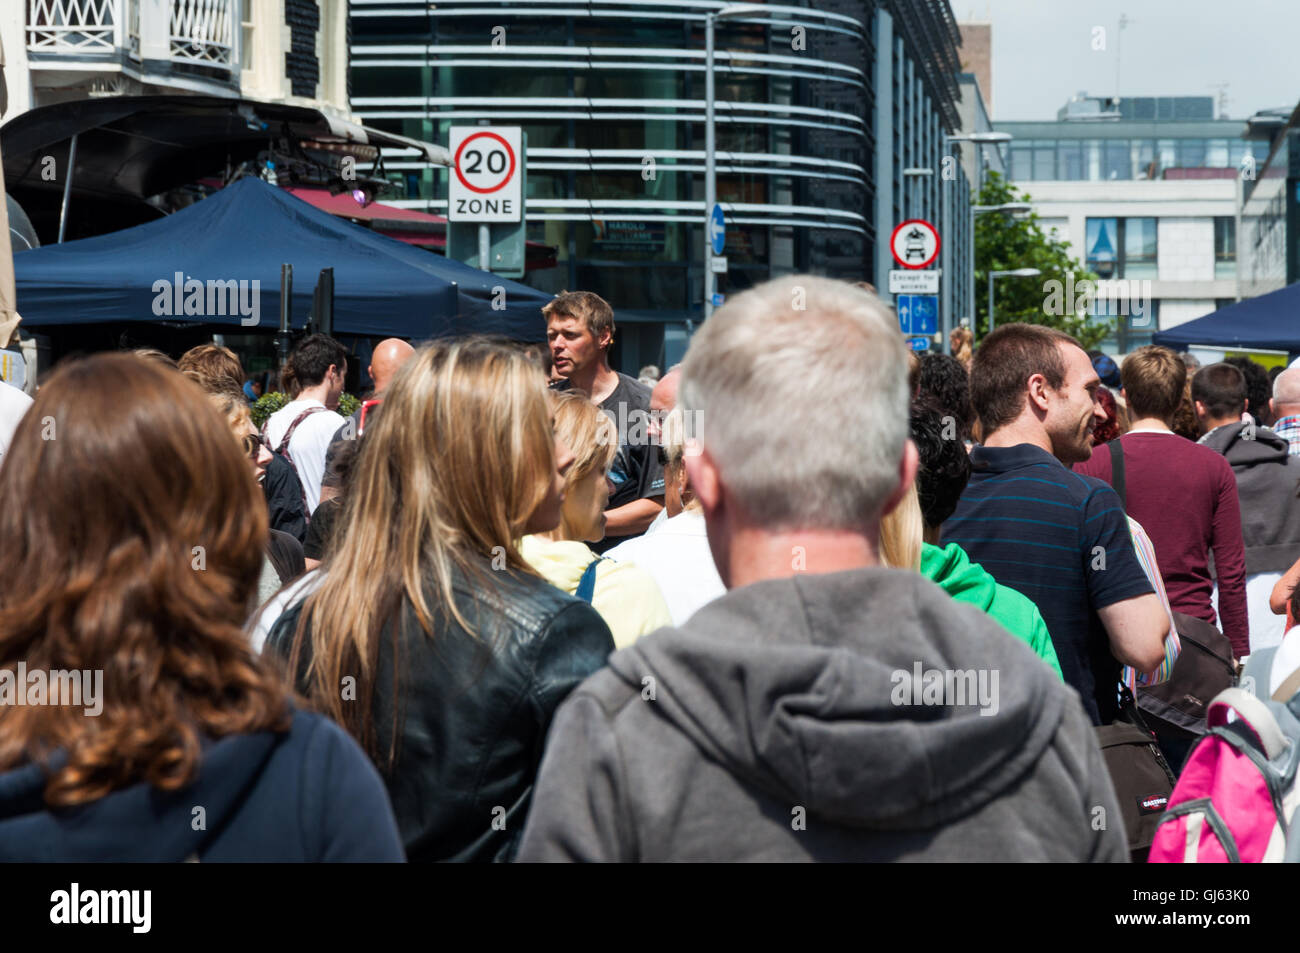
[
  {"x1": 890, "y1": 219, "x2": 940, "y2": 269},
  {"x1": 454, "y1": 132, "x2": 517, "y2": 195}
]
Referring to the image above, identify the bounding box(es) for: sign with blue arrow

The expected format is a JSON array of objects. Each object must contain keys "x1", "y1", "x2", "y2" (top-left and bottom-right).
[{"x1": 710, "y1": 204, "x2": 726, "y2": 256}]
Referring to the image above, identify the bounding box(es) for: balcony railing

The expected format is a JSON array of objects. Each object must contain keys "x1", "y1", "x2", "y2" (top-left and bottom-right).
[
  {"x1": 170, "y1": 0, "x2": 234, "y2": 69},
  {"x1": 27, "y1": 0, "x2": 235, "y2": 73},
  {"x1": 27, "y1": 0, "x2": 125, "y2": 54}
]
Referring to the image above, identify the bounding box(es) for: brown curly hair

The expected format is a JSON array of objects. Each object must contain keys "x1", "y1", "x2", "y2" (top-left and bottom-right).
[{"x1": 0, "y1": 354, "x2": 291, "y2": 807}]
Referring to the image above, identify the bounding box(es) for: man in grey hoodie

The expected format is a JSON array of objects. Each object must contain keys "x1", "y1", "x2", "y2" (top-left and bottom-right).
[
  {"x1": 517, "y1": 275, "x2": 1127, "y2": 862},
  {"x1": 1195, "y1": 362, "x2": 1300, "y2": 651}
]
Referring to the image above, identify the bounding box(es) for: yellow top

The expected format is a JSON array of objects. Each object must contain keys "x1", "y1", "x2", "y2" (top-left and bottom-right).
[{"x1": 519, "y1": 535, "x2": 674, "y2": 649}]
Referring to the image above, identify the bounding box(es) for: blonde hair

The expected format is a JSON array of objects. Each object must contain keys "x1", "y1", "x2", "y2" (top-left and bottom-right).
[
  {"x1": 205, "y1": 389, "x2": 252, "y2": 437},
  {"x1": 549, "y1": 391, "x2": 617, "y2": 538},
  {"x1": 288, "y1": 339, "x2": 557, "y2": 764},
  {"x1": 878, "y1": 483, "x2": 923, "y2": 570}
]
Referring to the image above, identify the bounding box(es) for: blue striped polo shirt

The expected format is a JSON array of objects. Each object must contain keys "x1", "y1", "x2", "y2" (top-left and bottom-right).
[{"x1": 940, "y1": 443, "x2": 1153, "y2": 725}]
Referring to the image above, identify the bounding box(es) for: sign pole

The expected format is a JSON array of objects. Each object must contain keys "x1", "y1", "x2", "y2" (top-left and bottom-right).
[{"x1": 478, "y1": 223, "x2": 490, "y2": 271}]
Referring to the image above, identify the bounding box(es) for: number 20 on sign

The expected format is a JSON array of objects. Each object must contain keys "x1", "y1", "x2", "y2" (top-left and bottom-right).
[{"x1": 449, "y1": 126, "x2": 523, "y2": 223}]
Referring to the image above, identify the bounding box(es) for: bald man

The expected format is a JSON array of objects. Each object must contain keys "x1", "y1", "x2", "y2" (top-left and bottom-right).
[
  {"x1": 369, "y1": 338, "x2": 416, "y2": 396},
  {"x1": 1270, "y1": 366, "x2": 1300, "y2": 457}
]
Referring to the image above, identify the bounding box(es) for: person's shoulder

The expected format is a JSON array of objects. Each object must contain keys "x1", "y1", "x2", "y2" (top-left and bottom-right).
[
  {"x1": 614, "y1": 372, "x2": 652, "y2": 405},
  {"x1": 0, "y1": 382, "x2": 32, "y2": 412}
]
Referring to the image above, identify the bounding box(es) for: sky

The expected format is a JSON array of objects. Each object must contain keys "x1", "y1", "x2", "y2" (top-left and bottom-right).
[{"x1": 957, "y1": 0, "x2": 1300, "y2": 122}]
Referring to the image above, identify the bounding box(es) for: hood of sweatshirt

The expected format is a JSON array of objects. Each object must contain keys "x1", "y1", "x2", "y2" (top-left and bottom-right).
[
  {"x1": 919, "y1": 542, "x2": 995, "y2": 612},
  {"x1": 606, "y1": 567, "x2": 1066, "y2": 830},
  {"x1": 519, "y1": 534, "x2": 600, "y2": 594},
  {"x1": 1202, "y1": 421, "x2": 1290, "y2": 467},
  {"x1": 0, "y1": 730, "x2": 283, "y2": 861}
]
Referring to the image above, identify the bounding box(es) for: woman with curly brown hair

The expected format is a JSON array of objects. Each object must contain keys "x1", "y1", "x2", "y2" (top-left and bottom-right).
[{"x1": 0, "y1": 354, "x2": 403, "y2": 861}]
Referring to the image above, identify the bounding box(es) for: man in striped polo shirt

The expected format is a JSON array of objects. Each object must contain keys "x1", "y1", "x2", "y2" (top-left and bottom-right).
[{"x1": 942, "y1": 324, "x2": 1168, "y2": 726}]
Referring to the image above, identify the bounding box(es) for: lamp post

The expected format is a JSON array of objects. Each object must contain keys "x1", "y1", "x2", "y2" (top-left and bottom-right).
[
  {"x1": 704, "y1": 3, "x2": 768, "y2": 321},
  {"x1": 986, "y1": 267, "x2": 1042, "y2": 340},
  {"x1": 942, "y1": 131, "x2": 1012, "y2": 353}
]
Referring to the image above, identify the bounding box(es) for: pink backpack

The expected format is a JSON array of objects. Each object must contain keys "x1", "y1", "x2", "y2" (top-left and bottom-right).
[{"x1": 1149, "y1": 679, "x2": 1300, "y2": 863}]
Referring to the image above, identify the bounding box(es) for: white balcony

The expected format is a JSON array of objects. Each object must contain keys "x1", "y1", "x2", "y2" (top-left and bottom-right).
[{"x1": 26, "y1": 0, "x2": 236, "y2": 78}]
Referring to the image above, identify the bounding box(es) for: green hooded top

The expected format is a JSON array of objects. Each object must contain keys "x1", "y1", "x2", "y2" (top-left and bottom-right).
[{"x1": 920, "y1": 542, "x2": 1063, "y2": 679}]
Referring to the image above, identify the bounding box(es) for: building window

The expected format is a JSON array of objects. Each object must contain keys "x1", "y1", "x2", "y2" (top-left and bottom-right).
[
  {"x1": 1214, "y1": 217, "x2": 1236, "y2": 279},
  {"x1": 1089, "y1": 298, "x2": 1159, "y2": 355},
  {"x1": 1124, "y1": 217, "x2": 1158, "y2": 279},
  {"x1": 1058, "y1": 141, "x2": 1083, "y2": 180},
  {"x1": 1103, "y1": 140, "x2": 1131, "y2": 180},
  {"x1": 1010, "y1": 144, "x2": 1032, "y2": 180},
  {"x1": 1086, "y1": 218, "x2": 1118, "y2": 278},
  {"x1": 1086, "y1": 217, "x2": 1157, "y2": 279},
  {"x1": 1033, "y1": 141, "x2": 1055, "y2": 179}
]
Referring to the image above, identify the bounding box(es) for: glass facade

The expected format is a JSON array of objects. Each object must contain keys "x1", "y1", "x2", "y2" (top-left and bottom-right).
[
  {"x1": 351, "y1": 0, "x2": 968, "y2": 365},
  {"x1": 1240, "y1": 130, "x2": 1299, "y2": 298},
  {"x1": 999, "y1": 134, "x2": 1267, "y2": 182}
]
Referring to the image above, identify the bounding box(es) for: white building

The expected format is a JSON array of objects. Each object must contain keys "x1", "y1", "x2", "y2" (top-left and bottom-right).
[
  {"x1": 1, "y1": 0, "x2": 350, "y2": 121},
  {"x1": 995, "y1": 94, "x2": 1269, "y2": 356}
]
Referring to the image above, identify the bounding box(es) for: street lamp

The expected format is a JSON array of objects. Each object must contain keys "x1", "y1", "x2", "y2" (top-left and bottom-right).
[
  {"x1": 942, "y1": 131, "x2": 1013, "y2": 353},
  {"x1": 986, "y1": 268, "x2": 1042, "y2": 340},
  {"x1": 704, "y1": 3, "x2": 768, "y2": 320}
]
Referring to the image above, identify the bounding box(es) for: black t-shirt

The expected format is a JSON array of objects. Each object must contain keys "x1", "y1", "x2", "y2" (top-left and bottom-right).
[
  {"x1": 303, "y1": 497, "x2": 344, "y2": 561},
  {"x1": 552, "y1": 373, "x2": 665, "y2": 547}
]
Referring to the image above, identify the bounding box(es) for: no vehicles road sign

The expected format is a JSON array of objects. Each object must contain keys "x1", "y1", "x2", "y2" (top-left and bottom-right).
[
  {"x1": 890, "y1": 219, "x2": 940, "y2": 269},
  {"x1": 449, "y1": 126, "x2": 523, "y2": 223}
]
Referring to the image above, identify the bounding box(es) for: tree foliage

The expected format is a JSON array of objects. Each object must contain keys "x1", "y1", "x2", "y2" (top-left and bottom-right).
[{"x1": 974, "y1": 171, "x2": 1110, "y2": 350}]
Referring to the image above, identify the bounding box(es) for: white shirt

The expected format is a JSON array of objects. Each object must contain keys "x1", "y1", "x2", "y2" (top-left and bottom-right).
[
  {"x1": 248, "y1": 569, "x2": 323, "y2": 654},
  {"x1": 605, "y1": 509, "x2": 725, "y2": 626},
  {"x1": 0, "y1": 381, "x2": 33, "y2": 462},
  {"x1": 263, "y1": 399, "x2": 345, "y2": 513}
]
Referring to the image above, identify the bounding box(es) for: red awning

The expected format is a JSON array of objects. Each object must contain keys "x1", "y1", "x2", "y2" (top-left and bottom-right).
[{"x1": 282, "y1": 187, "x2": 557, "y2": 269}]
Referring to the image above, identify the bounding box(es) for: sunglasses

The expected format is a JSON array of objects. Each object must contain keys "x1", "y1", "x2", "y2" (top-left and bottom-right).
[{"x1": 242, "y1": 433, "x2": 270, "y2": 458}]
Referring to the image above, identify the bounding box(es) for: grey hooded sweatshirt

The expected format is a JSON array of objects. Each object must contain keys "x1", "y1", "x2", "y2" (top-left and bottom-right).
[
  {"x1": 517, "y1": 567, "x2": 1126, "y2": 862},
  {"x1": 1200, "y1": 422, "x2": 1300, "y2": 574}
]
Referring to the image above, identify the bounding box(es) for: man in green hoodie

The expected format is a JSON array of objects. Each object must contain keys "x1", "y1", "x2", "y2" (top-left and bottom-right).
[{"x1": 910, "y1": 398, "x2": 1062, "y2": 678}]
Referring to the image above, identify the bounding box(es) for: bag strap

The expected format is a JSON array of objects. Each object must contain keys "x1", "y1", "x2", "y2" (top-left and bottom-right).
[
  {"x1": 276, "y1": 406, "x2": 326, "y2": 456},
  {"x1": 1207, "y1": 687, "x2": 1289, "y2": 761},
  {"x1": 576, "y1": 557, "x2": 605, "y2": 604},
  {"x1": 1240, "y1": 645, "x2": 1278, "y2": 701},
  {"x1": 1107, "y1": 437, "x2": 1126, "y2": 511}
]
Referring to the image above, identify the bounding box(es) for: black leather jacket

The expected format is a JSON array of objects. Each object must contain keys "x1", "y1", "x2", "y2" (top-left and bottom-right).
[{"x1": 267, "y1": 559, "x2": 614, "y2": 862}]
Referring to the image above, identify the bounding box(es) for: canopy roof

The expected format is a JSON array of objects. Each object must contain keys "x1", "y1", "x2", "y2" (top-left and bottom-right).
[
  {"x1": 13, "y1": 177, "x2": 551, "y2": 341},
  {"x1": 1153, "y1": 283, "x2": 1300, "y2": 354}
]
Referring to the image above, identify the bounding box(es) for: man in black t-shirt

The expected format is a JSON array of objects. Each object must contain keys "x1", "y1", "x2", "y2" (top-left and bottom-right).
[{"x1": 545, "y1": 291, "x2": 664, "y2": 552}]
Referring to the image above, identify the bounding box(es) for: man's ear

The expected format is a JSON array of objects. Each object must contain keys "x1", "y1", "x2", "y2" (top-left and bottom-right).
[
  {"x1": 683, "y1": 445, "x2": 721, "y2": 518},
  {"x1": 1270, "y1": 397, "x2": 1277, "y2": 418},
  {"x1": 880, "y1": 439, "x2": 920, "y2": 518},
  {"x1": 1026, "y1": 372, "x2": 1052, "y2": 414},
  {"x1": 1194, "y1": 399, "x2": 1207, "y2": 419}
]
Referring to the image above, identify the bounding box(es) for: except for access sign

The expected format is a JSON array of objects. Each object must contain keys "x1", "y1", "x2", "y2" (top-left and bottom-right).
[
  {"x1": 888, "y1": 269, "x2": 940, "y2": 295},
  {"x1": 890, "y1": 219, "x2": 940, "y2": 269},
  {"x1": 449, "y1": 126, "x2": 522, "y2": 222}
]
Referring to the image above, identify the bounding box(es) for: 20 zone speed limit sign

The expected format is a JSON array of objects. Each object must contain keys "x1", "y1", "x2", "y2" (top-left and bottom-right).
[{"x1": 449, "y1": 126, "x2": 522, "y2": 223}]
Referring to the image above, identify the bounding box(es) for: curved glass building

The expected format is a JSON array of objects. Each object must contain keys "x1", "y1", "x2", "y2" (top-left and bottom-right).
[{"x1": 352, "y1": 0, "x2": 969, "y2": 366}]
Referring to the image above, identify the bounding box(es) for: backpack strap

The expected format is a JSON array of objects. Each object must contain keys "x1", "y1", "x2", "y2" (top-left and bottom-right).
[
  {"x1": 275, "y1": 406, "x2": 326, "y2": 458},
  {"x1": 576, "y1": 556, "x2": 606, "y2": 604},
  {"x1": 263, "y1": 406, "x2": 326, "y2": 520},
  {"x1": 1240, "y1": 645, "x2": 1279, "y2": 701},
  {"x1": 1207, "y1": 687, "x2": 1289, "y2": 761},
  {"x1": 1107, "y1": 437, "x2": 1126, "y2": 511}
]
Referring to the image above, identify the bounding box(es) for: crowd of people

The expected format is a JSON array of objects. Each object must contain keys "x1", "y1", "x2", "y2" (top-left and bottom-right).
[{"x1": 0, "y1": 274, "x2": 1296, "y2": 862}]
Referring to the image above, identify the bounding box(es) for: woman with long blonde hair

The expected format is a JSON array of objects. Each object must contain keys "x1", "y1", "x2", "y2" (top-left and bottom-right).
[
  {"x1": 520, "y1": 391, "x2": 672, "y2": 647},
  {"x1": 267, "y1": 338, "x2": 614, "y2": 862}
]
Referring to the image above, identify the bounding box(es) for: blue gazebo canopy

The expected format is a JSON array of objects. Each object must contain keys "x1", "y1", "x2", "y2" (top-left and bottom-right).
[{"x1": 13, "y1": 177, "x2": 551, "y2": 341}]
